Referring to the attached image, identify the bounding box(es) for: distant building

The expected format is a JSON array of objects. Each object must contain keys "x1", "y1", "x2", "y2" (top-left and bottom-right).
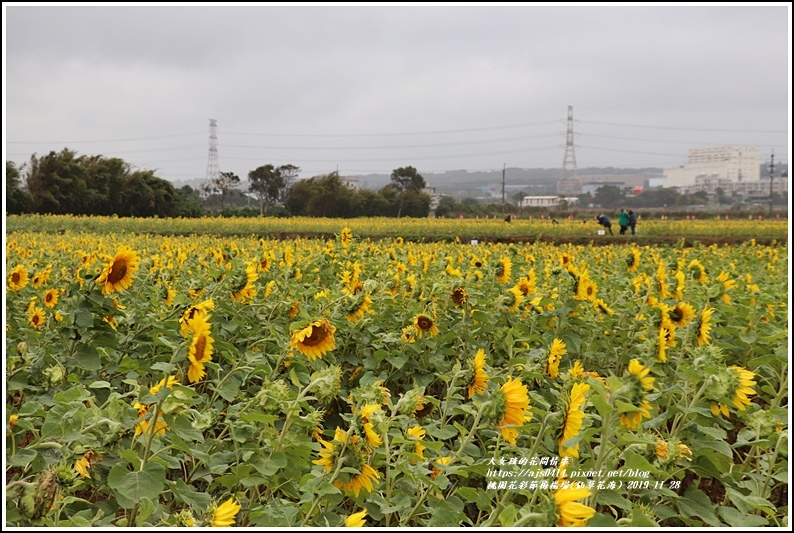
[
  {"x1": 340, "y1": 176, "x2": 360, "y2": 190},
  {"x1": 422, "y1": 187, "x2": 442, "y2": 210},
  {"x1": 664, "y1": 145, "x2": 760, "y2": 188},
  {"x1": 519, "y1": 196, "x2": 579, "y2": 208},
  {"x1": 556, "y1": 177, "x2": 581, "y2": 195}
]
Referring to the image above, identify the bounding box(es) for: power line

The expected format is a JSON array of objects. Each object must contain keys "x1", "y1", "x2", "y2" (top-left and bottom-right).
[
  {"x1": 6, "y1": 132, "x2": 204, "y2": 144},
  {"x1": 580, "y1": 120, "x2": 786, "y2": 134}
]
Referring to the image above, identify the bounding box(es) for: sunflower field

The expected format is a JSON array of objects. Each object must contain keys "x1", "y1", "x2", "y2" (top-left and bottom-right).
[{"x1": 4, "y1": 218, "x2": 789, "y2": 527}]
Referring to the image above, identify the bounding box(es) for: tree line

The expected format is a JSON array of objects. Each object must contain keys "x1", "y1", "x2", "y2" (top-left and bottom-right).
[{"x1": 6, "y1": 149, "x2": 431, "y2": 219}]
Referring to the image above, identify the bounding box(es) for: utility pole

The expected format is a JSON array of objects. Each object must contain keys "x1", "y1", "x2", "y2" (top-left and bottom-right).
[
  {"x1": 501, "y1": 163, "x2": 506, "y2": 215},
  {"x1": 768, "y1": 150, "x2": 774, "y2": 217}
]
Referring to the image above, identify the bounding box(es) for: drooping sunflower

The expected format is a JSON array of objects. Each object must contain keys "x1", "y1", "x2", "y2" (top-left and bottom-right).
[
  {"x1": 716, "y1": 271, "x2": 737, "y2": 305},
  {"x1": 594, "y1": 298, "x2": 614, "y2": 315},
  {"x1": 504, "y1": 285, "x2": 524, "y2": 313},
  {"x1": 211, "y1": 498, "x2": 241, "y2": 527},
  {"x1": 673, "y1": 269, "x2": 686, "y2": 300},
  {"x1": 559, "y1": 382, "x2": 590, "y2": 458},
  {"x1": 74, "y1": 456, "x2": 91, "y2": 479},
  {"x1": 619, "y1": 359, "x2": 655, "y2": 429},
  {"x1": 179, "y1": 299, "x2": 215, "y2": 338},
  {"x1": 8, "y1": 265, "x2": 28, "y2": 291},
  {"x1": 657, "y1": 326, "x2": 670, "y2": 363},
  {"x1": 496, "y1": 377, "x2": 531, "y2": 445},
  {"x1": 413, "y1": 314, "x2": 439, "y2": 338},
  {"x1": 187, "y1": 315, "x2": 214, "y2": 383},
  {"x1": 728, "y1": 365, "x2": 756, "y2": 411},
  {"x1": 546, "y1": 338, "x2": 566, "y2": 379},
  {"x1": 554, "y1": 480, "x2": 596, "y2": 526},
  {"x1": 495, "y1": 256, "x2": 512, "y2": 284},
  {"x1": 231, "y1": 263, "x2": 258, "y2": 303},
  {"x1": 467, "y1": 348, "x2": 490, "y2": 398},
  {"x1": 656, "y1": 261, "x2": 670, "y2": 300},
  {"x1": 315, "y1": 427, "x2": 379, "y2": 497},
  {"x1": 697, "y1": 307, "x2": 716, "y2": 346},
  {"x1": 95, "y1": 247, "x2": 139, "y2": 295},
  {"x1": 451, "y1": 286, "x2": 468, "y2": 307},
  {"x1": 291, "y1": 318, "x2": 336, "y2": 360},
  {"x1": 655, "y1": 439, "x2": 669, "y2": 460},
  {"x1": 346, "y1": 293, "x2": 374, "y2": 324},
  {"x1": 29, "y1": 307, "x2": 46, "y2": 329},
  {"x1": 688, "y1": 259, "x2": 708, "y2": 283}
]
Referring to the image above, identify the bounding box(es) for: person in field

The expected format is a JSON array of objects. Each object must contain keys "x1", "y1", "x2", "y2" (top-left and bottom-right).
[
  {"x1": 628, "y1": 210, "x2": 638, "y2": 235},
  {"x1": 595, "y1": 214, "x2": 613, "y2": 235},
  {"x1": 618, "y1": 209, "x2": 629, "y2": 235}
]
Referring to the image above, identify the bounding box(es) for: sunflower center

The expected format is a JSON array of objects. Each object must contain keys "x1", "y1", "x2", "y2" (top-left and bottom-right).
[
  {"x1": 45, "y1": 293, "x2": 54, "y2": 303},
  {"x1": 107, "y1": 260, "x2": 128, "y2": 284},
  {"x1": 302, "y1": 325, "x2": 327, "y2": 347},
  {"x1": 11, "y1": 272, "x2": 20, "y2": 284},
  {"x1": 194, "y1": 335, "x2": 208, "y2": 361},
  {"x1": 417, "y1": 317, "x2": 433, "y2": 330},
  {"x1": 32, "y1": 315, "x2": 40, "y2": 325}
]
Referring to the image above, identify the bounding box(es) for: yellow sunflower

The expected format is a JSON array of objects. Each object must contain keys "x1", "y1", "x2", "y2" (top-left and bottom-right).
[
  {"x1": 345, "y1": 509, "x2": 367, "y2": 527},
  {"x1": 231, "y1": 263, "x2": 258, "y2": 302},
  {"x1": 346, "y1": 294, "x2": 374, "y2": 324},
  {"x1": 728, "y1": 365, "x2": 756, "y2": 411},
  {"x1": 291, "y1": 318, "x2": 336, "y2": 360},
  {"x1": 43, "y1": 288, "x2": 59, "y2": 308},
  {"x1": 546, "y1": 338, "x2": 566, "y2": 379},
  {"x1": 95, "y1": 247, "x2": 139, "y2": 295},
  {"x1": 697, "y1": 307, "x2": 715, "y2": 346},
  {"x1": 29, "y1": 307, "x2": 46, "y2": 329},
  {"x1": 413, "y1": 314, "x2": 439, "y2": 338},
  {"x1": 211, "y1": 497, "x2": 241, "y2": 527},
  {"x1": 8, "y1": 265, "x2": 28, "y2": 291},
  {"x1": 668, "y1": 301, "x2": 696, "y2": 326},
  {"x1": 688, "y1": 259, "x2": 708, "y2": 283},
  {"x1": 451, "y1": 286, "x2": 468, "y2": 307},
  {"x1": 340, "y1": 227, "x2": 354, "y2": 248},
  {"x1": 559, "y1": 382, "x2": 590, "y2": 458},
  {"x1": 406, "y1": 425, "x2": 426, "y2": 462},
  {"x1": 74, "y1": 456, "x2": 91, "y2": 479},
  {"x1": 619, "y1": 359, "x2": 654, "y2": 429},
  {"x1": 187, "y1": 315, "x2": 214, "y2": 383},
  {"x1": 554, "y1": 482, "x2": 596, "y2": 527},
  {"x1": 716, "y1": 271, "x2": 736, "y2": 305},
  {"x1": 468, "y1": 349, "x2": 490, "y2": 398},
  {"x1": 495, "y1": 256, "x2": 512, "y2": 284},
  {"x1": 626, "y1": 249, "x2": 641, "y2": 272},
  {"x1": 504, "y1": 285, "x2": 524, "y2": 312},
  {"x1": 496, "y1": 377, "x2": 531, "y2": 445},
  {"x1": 657, "y1": 326, "x2": 670, "y2": 363},
  {"x1": 179, "y1": 299, "x2": 214, "y2": 338}
]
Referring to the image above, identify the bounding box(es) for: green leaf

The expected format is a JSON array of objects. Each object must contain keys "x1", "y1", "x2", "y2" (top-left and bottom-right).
[
  {"x1": 212, "y1": 371, "x2": 244, "y2": 402},
  {"x1": 677, "y1": 486, "x2": 723, "y2": 527},
  {"x1": 587, "y1": 512, "x2": 618, "y2": 527},
  {"x1": 427, "y1": 498, "x2": 465, "y2": 527},
  {"x1": 74, "y1": 343, "x2": 101, "y2": 371},
  {"x1": 620, "y1": 450, "x2": 663, "y2": 477},
  {"x1": 718, "y1": 506, "x2": 768, "y2": 527},
  {"x1": 168, "y1": 414, "x2": 205, "y2": 443},
  {"x1": 390, "y1": 352, "x2": 409, "y2": 370},
  {"x1": 7, "y1": 448, "x2": 37, "y2": 467},
  {"x1": 169, "y1": 479, "x2": 212, "y2": 510},
  {"x1": 596, "y1": 490, "x2": 632, "y2": 511},
  {"x1": 630, "y1": 506, "x2": 658, "y2": 527},
  {"x1": 425, "y1": 424, "x2": 458, "y2": 440},
  {"x1": 498, "y1": 503, "x2": 517, "y2": 527},
  {"x1": 75, "y1": 308, "x2": 94, "y2": 329},
  {"x1": 107, "y1": 462, "x2": 166, "y2": 509}
]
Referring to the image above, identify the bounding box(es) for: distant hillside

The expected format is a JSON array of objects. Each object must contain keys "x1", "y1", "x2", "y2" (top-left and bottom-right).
[{"x1": 357, "y1": 167, "x2": 665, "y2": 195}]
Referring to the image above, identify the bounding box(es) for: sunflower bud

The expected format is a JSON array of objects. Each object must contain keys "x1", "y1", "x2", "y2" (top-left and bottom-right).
[
  {"x1": 32, "y1": 467, "x2": 58, "y2": 520},
  {"x1": 17, "y1": 341, "x2": 28, "y2": 355},
  {"x1": 310, "y1": 365, "x2": 342, "y2": 402},
  {"x1": 395, "y1": 388, "x2": 425, "y2": 416},
  {"x1": 43, "y1": 365, "x2": 64, "y2": 387},
  {"x1": 55, "y1": 463, "x2": 78, "y2": 489},
  {"x1": 175, "y1": 508, "x2": 197, "y2": 527},
  {"x1": 256, "y1": 380, "x2": 292, "y2": 413}
]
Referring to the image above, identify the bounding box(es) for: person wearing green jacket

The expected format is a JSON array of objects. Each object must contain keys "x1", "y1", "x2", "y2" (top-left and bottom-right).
[{"x1": 618, "y1": 209, "x2": 630, "y2": 235}]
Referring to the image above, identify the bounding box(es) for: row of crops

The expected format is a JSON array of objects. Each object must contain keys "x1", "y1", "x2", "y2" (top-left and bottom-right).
[
  {"x1": 4, "y1": 218, "x2": 789, "y2": 527},
  {"x1": 5, "y1": 213, "x2": 789, "y2": 242}
]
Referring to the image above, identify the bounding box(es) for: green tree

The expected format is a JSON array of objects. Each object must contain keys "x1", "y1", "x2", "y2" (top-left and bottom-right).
[
  {"x1": 210, "y1": 171, "x2": 241, "y2": 210},
  {"x1": 592, "y1": 185, "x2": 626, "y2": 208},
  {"x1": 5, "y1": 161, "x2": 32, "y2": 214},
  {"x1": 390, "y1": 166, "x2": 427, "y2": 218},
  {"x1": 248, "y1": 164, "x2": 300, "y2": 215}
]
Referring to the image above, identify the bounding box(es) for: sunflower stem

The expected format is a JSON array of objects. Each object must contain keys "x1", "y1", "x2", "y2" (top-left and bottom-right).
[{"x1": 271, "y1": 378, "x2": 321, "y2": 456}]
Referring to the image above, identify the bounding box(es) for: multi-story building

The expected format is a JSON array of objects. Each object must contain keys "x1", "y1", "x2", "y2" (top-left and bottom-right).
[{"x1": 664, "y1": 145, "x2": 760, "y2": 188}]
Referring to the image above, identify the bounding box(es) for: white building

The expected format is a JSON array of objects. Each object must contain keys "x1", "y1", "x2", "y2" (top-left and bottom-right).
[
  {"x1": 519, "y1": 196, "x2": 579, "y2": 208},
  {"x1": 664, "y1": 145, "x2": 760, "y2": 188}
]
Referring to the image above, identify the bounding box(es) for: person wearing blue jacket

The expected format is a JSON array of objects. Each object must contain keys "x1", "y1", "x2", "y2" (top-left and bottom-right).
[{"x1": 595, "y1": 214, "x2": 613, "y2": 235}]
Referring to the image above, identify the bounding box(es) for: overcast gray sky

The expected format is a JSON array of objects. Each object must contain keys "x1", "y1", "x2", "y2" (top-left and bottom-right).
[{"x1": 4, "y1": 3, "x2": 791, "y2": 186}]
